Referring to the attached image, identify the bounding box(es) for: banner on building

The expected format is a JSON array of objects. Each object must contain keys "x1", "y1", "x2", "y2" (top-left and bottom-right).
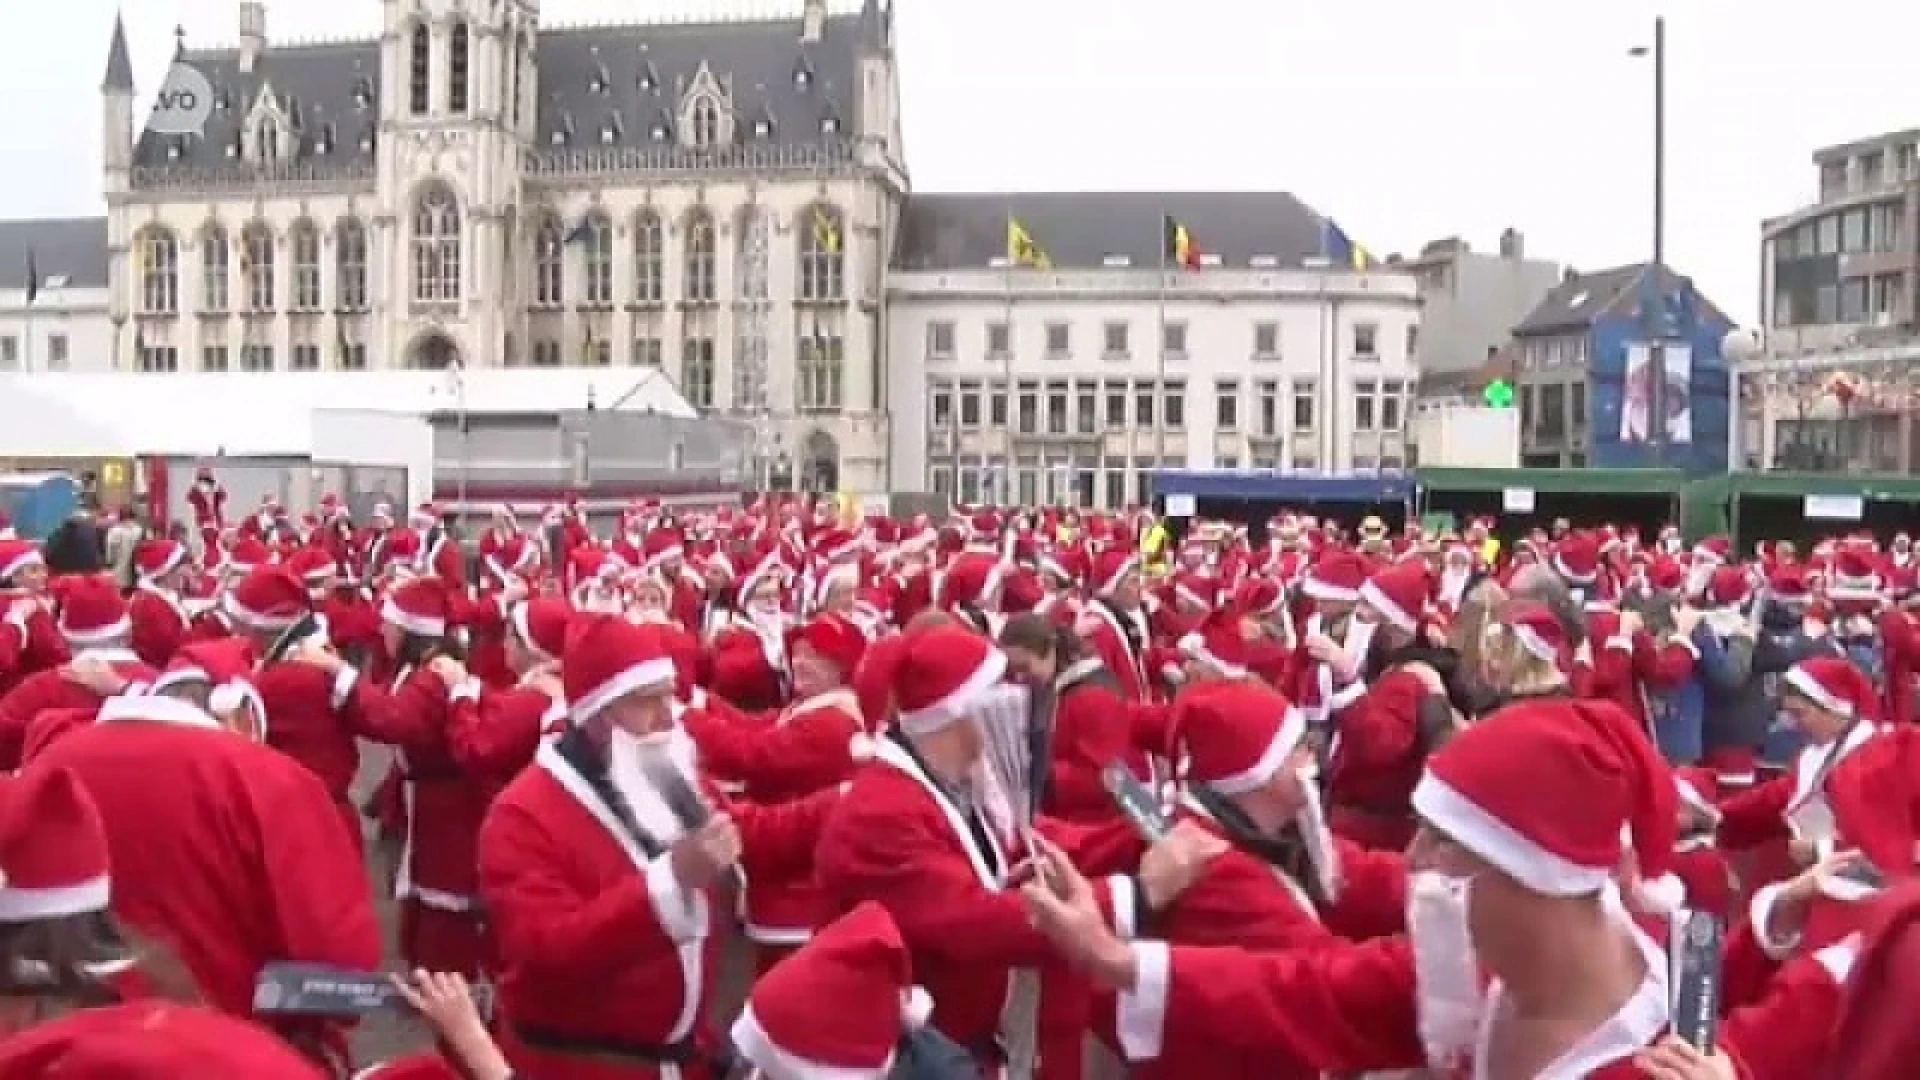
[{"x1": 1621, "y1": 342, "x2": 1693, "y2": 445}]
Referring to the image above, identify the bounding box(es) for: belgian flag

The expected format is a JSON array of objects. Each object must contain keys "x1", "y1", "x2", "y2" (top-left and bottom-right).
[{"x1": 1162, "y1": 215, "x2": 1202, "y2": 270}]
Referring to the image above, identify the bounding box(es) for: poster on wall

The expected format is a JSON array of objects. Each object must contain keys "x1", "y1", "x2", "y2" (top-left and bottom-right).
[{"x1": 1621, "y1": 342, "x2": 1693, "y2": 445}]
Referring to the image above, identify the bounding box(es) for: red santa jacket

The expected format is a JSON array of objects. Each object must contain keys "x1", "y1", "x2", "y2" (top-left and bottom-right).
[
  {"x1": 0, "y1": 604, "x2": 70, "y2": 696},
  {"x1": 0, "y1": 647, "x2": 155, "y2": 770},
  {"x1": 128, "y1": 583, "x2": 193, "y2": 669}
]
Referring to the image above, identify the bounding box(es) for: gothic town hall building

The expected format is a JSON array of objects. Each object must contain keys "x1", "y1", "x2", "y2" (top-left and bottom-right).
[{"x1": 104, "y1": 0, "x2": 903, "y2": 493}]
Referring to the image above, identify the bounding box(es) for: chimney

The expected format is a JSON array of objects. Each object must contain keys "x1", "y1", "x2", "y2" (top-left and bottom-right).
[
  {"x1": 801, "y1": 0, "x2": 827, "y2": 43},
  {"x1": 1499, "y1": 228, "x2": 1524, "y2": 259},
  {"x1": 238, "y1": 1, "x2": 266, "y2": 74},
  {"x1": 1562, "y1": 267, "x2": 1579, "y2": 283}
]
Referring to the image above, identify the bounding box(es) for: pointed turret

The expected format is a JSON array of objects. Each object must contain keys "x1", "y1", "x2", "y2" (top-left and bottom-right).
[{"x1": 102, "y1": 12, "x2": 135, "y2": 94}]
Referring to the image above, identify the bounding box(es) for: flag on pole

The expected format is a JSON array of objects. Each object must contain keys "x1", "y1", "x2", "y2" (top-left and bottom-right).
[
  {"x1": 1161, "y1": 215, "x2": 1202, "y2": 270},
  {"x1": 23, "y1": 249, "x2": 39, "y2": 305},
  {"x1": 811, "y1": 207, "x2": 842, "y2": 255},
  {"x1": 1320, "y1": 218, "x2": 1373, "y2": 270},
  {"x1": 1006, "y1": 216, "x2": 1051, "y2": 269},
  {"x1": 563, "y1": 217, "x2": 594, "y2": 245}
]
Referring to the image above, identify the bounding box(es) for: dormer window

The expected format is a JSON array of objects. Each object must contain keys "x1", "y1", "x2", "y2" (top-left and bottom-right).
[
  {"x1": 254, "y1": 117, "x2": 281, "y2": 162},
  {"x1": 599, "y1": 112, "x2": 623, "y2": 144},
  {"x1": 690, "y1": 98, "x2": 721, "y2": 149},
  {"x1": 794, "y1": 63, "x2": 813, "y2": 89},
  {"x1": 650, "y1": 119, "x2": 671, "y2": 142},
  {"x1": 166, "y1": 141, "x2": 183, "y2": 161},
  {"x1": 820, "y1": 114, "x2": 840, "y2": 135},
  {"x1": 359, "y1": 128, "x2": 376, "y2": 152},
  {"x1": 638, "y1": 62, "x2": 659, "y2": 93},
  {"x1": 214, "y1": 88, "x2": 232, "y2": 112},
  {"x1": 316, "y1": 123, "x2": 335, "y2": 155},
  {"x1": 589, "y1": 59, "x2": 611, "y2": 94},
  {"x1": 753, "y1": 117, "x2": 772, "y2": 138},
  {"x1": 352, "y1": 76, "x2": 373, "y2": 110}
]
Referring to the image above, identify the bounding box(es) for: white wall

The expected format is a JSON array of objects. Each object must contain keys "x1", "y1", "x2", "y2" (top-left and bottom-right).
[
  {"x1": 311, "y1": 408, "x2": 436, "y2": 506},
  {"x1": 886, "y1": 266, "x2": 1420, "y2": 503},
  {"x1": 0, "y1": 286, "x2": 114, "y2": 373}
]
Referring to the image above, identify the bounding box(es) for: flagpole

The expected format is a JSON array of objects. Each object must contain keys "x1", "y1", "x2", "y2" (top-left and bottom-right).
[
  {"x1": 1002, "y1": 218, "x2": 1015, "y2": 509},
  {"x1": 1155, "y1": 217, "x2": 1168, "y2": 473}
]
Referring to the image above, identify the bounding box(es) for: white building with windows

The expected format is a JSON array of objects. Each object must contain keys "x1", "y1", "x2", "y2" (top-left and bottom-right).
[
  {"x1": 0, "y1": 219, "x2": 114, "y2": 374},
  {"x1": 102, "y1": 0, "x2": 905, "y2": 493},
  {"x1": 887, "y1": 194, "x2": 1420, "y2": 508}
]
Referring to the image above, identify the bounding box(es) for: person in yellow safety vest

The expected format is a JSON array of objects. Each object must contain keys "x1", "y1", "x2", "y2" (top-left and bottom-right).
[
  {"x1": 1480, "y1": 535, "x2": 1501, "y2": 567},
  {"x1": 1141, "y1": 517, "x2": 1172, "y2": 573}
]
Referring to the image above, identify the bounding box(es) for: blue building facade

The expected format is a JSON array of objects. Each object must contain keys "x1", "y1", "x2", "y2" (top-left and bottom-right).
[{"x1": 1511, "y1": 264, "x2": 1732, "y2": 476}]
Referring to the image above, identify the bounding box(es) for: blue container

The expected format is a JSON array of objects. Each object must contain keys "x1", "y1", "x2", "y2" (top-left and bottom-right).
[{"x1": 0, "y1": 474, "x2": 81, "y2": 541}]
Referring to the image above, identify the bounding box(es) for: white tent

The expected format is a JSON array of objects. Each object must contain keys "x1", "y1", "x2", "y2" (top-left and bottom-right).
[{"x1": 0, "y1": 368, "x2": 696, "y2": 458}]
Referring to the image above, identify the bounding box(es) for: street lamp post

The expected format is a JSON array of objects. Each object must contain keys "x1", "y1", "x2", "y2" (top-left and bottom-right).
[
  {"x1": 1723, "y1": 327, "x2": 1763, "y2": 469},
  {"x1": 1631, "y1": 18, "x2": 1668, "y2": 464}
]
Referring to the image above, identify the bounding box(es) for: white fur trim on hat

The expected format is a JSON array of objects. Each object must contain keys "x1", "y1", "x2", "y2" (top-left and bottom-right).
[
  {"x1": 0, "y1": 874, "x2": 110, "y2": 923},
  {"x1": 1358, "y1": 579, "x2": 1416, "y2": 635},
  {"x1": 138, "y1": 545, "x2": 187, "y2": 581},
  {"x1": 569, "y1": 657, "x2": 677, "y2": 726},
  {"x1": 730, "y1": 1003, "x2": 890, "y2": 1080},
  {"x1": 1550, "y1": 554, "x2": 1597, "y2": 585},
  {"x1": 509, "y1": 603, "x2": 551, "y2": 662},
  {"x1": 1096, "y1": 555, "x2": 1140, "y2": 599},
  {"x1": 1784, "y1": 665, "x2": 1851, "y2": 716},
  {"x1": 0, "y1": 549, "x2": 41, "y2": 581},
  {"x1": 96, "y1": 693, "x2": 222, "y2": 731},
  {"x1": 1410, "y1": 772, "x2": 1614, "y2": 897},
  {"x1": 222, "y1": 593, "x2": 300, "y2": 633},
  {"x1": 1209, "y1": 707, "x2": 1306, "y2": 797},
  {"x1": 148, "y1": 665, "x2": 211, "y2": 696},
  {"x1": 902, "y1": 986, "x2": 932, "y2": 1029},
  {"x1": 1511, "y1": 623, "x2": 1558, "y2": 664},
  {"x1": 381, "y1": 596, "x2": 446, "y2": 639},
  {"x1": 896, "y1": 647, "x2": 1007, "y2": 738},
  {"x1": 1826, "y1": 576, "x2": 1882, "y2": 602},
  {"x1": 1299, "y1": 575, "x2": 1358, "y2": 604},
  {"x1": 848, "y1": 733, "x2": 878, "y2": 762},
  {"x1": 60, "y1": 615, "x2": 131, "y2": 647},
  {"x1": 1176, "y1": 633, "x2": 1246, "y2": 681},
  {"x1": 1634, "y1": 872, "x2": 1687, "y2": 916}
]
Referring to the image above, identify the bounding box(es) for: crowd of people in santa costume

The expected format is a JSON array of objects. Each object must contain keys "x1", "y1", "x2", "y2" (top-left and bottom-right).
[{"x1": 1, "y1": 472, "x2": 1919, "y2": 1079}]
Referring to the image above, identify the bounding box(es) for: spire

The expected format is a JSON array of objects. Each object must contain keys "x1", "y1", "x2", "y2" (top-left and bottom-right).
[
  {"x1": 859, "y1": 0, "x2": 890, "y2": 51},
  {"x1": 102, "y1": 12, "x2": 135, "y2": 93}
]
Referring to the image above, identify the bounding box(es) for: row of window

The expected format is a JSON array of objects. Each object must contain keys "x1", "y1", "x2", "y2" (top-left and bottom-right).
[
  {"x1": 1817, "y1": 144, "x2": 1919, "y2": 201},
  {"x1": 928, "y1": 377, "x2": 1410, "y2": 438},
  {"x1": 1770, "y1": 273, "x2": 1907, "y2": 328},
  {"x1": 925, "y1": 317, "x2": 1407, "y2": 363},
  {"x1": 1774, "y1": 203, "x2": 1905, "y2": 260},
  {"x1": 136, "y1": 219, "x2": 369, "y2": 316},
  {"x1": 1514, "y1": 334, "x2": 1589, "y2": 373},
  {"x1": 129, "y1": 331, "x2": 849, "y2": 414},
  {"x1": 0, "y1": 334, "x2": 71, "y2": 371},
  {"x1": 1518, "y1": 381, "x2": 1590, "y2": 442},
  {"x1": 134, "y1": 201, "x2": 848, "y2": 317},
  {"x1": 929, "y1": 443, "x2": 1410, "y2": 509}
]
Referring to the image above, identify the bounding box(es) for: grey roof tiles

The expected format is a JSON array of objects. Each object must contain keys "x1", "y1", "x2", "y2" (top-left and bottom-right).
[{"x1": 0, "y1": 219, "x2": 110, "y2": 292}]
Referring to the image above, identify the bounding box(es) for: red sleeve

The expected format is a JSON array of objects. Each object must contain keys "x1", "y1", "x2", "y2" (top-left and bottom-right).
[
  {"x1": 338, "y1": 667, "x2": 443, "y2": 748},
  {"x1": 1721, "y1": 948, "x2": 1851, "y2": 1080},
  {"x1": 731, "y1": 787, "x2": 840, "y2": 880},
  {"x1": 444, "y1": 685, "x2": 546, "y2": 778},
  {"x1": 0, "y1": 618, "x2": 24, "y2": 679},
  {"x1": 1714, "y1": 776, "x2": 1792, "y2": 851},
  {"x1": 685, "y1": 702, "x2": 861, "y2": 794},
  {"x1": 0, "y1": 673, "x2": 59, "y2": 772},
  {"x1": 1318, "y1": 838, "x2": 1407, "y2": 941},
  {"x1": 258, "y1": 758, "x2": 385, "y2": 970},
  {"x1": 1116, "y1": 936, "x2": 1423, "y2": 1071},
  {"x1": 1634, "y1": 632, "x2": 1696, "y2": 691}
]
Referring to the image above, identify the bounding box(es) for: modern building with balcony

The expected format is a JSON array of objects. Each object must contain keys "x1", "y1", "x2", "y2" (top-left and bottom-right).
[{"x1": 1746, "y1": 127, "x2": 1920, "y2": 472}]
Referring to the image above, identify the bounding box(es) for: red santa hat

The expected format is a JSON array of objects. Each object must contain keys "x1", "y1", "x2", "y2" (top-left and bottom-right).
[
  {"x1": 1177, "y1": 682, "x2": 1306, "y2": 796},
  {"x1": 1177, "y1": 615, "x2": 1257, "y2": 681},
  {"x1": 1705, "y1": 565, "x2": 1751, "y2": 611},
  {"x1": 1551, "y1": 533, "x2": 1601, "y2": 585},
  {"x1": 1410, "y1": 696, "x2": 1678, "y2": 898},
  {"x1": 1357, "y1": 561, "x2": 1429, "y2": 636},
  {"x1": 224, "y1": 537, "x2": 271, "y2": 574},
  {"x1": 563, "y1": 613, "x2": 677, "y2": 725},
  {"x1": 132, "y1": 539, "x2": 188, "y2": 582},
  {"x1": 0, "y1": 1001, "x2": 327, "y2": 1078},
  {"x1": 57, "y1": 576, "x2": 131, "y2": 647},
  {"x1": 0, "y1": 766, "x2": 111, "y2": 921},
  {"x1": 1824, "y1": 883, "x2": 1920, "y2": 1080},
  {"x1": 143, "y1": 638, "x2": 266, "y2": 736},
  {"x1": 1037, "y1": 546, "x2": 1084, "y2": 587},
  {"x1": 1767, "y1": 564, "x2": 1812, "y2": 603},
  {"x1": 510, "y1": 598, "x2": 574, "y2": 663},
  {"x1": 642, "y1": 527, "x2": 687, "y2": 571},
  {"x1": 223, "y1": 566, "x2": 310, "y2": 633},
  {"x1": 731, "y1": 902, "x2": 933, "y2": 1079},
  {"x1": 0, "y1": 539, "x2": 41, "y2": 582},
  {"x1": 409, "y1": 503, "x2": 439, "y2": 530},
  {"x1": 880, "y1": 625, "x2": 1007, "y2": 738},
  {"x1": 1828, "y1": 549, "x2": 1884, "y2": 603},
  {"x1": 1783, "y1": 656, "x2": 1878, "y2": 721},
  {"x1": 1500, "y1": 604, "x2": 1569, "y2": 664},
  {"x1": 1089, "y1": 548, "x2": 1138, "y2": 599},
  {"x1": 382, "y1": 576, "x2": 453, "y2": 638},
  {"x1": 790, "y1": 614, "x2": 867, "y2": 678},
  {"x1": 1301, "y1": 551, "x2": 1367, "y2": 604},
  {"x1": 1691, "y1": 536, "x2": 1730, "y2": 565},
  {"x1": 283, "y1": 546, "x2": 336, "y2": 588}
]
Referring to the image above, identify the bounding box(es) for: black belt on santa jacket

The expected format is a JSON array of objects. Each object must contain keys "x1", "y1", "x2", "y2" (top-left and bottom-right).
[{"x1": 514, "y1": 1025, "x2": 726, "y2": 1070}]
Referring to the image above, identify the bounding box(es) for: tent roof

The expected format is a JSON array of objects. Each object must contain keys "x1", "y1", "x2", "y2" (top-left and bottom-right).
[{"x1": 0, "y1": 369, "x2": 695, "y2": 458}]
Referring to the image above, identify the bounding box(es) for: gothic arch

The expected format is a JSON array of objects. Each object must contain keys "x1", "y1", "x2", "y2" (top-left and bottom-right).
[
  {"x1": 802, "y1": 429, "x2": 840, "y2": 493},
  {"x1": 405, "y1": 330, "x2": 463, "y2": 371}
]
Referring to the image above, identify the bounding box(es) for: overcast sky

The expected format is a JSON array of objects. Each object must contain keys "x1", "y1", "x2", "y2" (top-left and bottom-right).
[{"x1": 5, "y1": 0, "x2": 1915, "y2": 325}]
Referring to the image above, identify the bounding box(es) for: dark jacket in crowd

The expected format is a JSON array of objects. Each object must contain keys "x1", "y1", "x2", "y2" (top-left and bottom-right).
[{"x1": 1692, "y1": 604, "x2": 1838, "y2": 767}]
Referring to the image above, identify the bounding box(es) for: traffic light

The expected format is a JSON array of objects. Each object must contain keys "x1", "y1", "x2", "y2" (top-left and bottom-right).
[{"x1": 1482, "y1": 378, "x2": 1514, "y2": 409}]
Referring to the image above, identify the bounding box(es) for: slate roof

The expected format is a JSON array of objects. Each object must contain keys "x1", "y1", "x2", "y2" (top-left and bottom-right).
[
  {"x1": 1511, "y1": 262, "x2": 1732, "y2": 337},
  {"x1": 894, "y1": 192, "x2": 1334, "y2": 272},
  {"x1": 132, "y1": 3, "x2": 885, "y2": 171},
  {"x1": 0, "y1": 219, "x2": 110, "y2": 292}
]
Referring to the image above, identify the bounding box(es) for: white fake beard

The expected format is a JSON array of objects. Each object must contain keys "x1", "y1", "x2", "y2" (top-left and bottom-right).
[
  {"x1": 606, "y1": 726, "x2": 702, "y2": 848},
  {"x1": 1406, "y1": 871, "x2": 1485, "y2": 1072}
]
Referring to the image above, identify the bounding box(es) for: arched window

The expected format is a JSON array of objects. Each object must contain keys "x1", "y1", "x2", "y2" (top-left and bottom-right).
[
  {"x1": 335, "y1": 218, "x2": 368, "y2": 311},
  {"x1": 253, "y1": 115, "x2": 281, "y2": 163},
  {"x1": 408, "y1": 23, "x2": 431, "y2": 115},
  {"x1": 449, "y1": 22, "x2": 470, "y2": 114},
  {"x1": 136, "y1": 228, "x2": 179, "y2": 315},
  {"x1": 534, "y1": 215, "x2": 565, "y2": 306},
  {"x1": 632, "y1": 210, "x2": 664, "y2": 305},
  {"x1": 690, "y1": 98, "x2": 721, "y2": 149},
  {"x1": 682, "y1": 209, "x2": 716, "y2": 304},
  {"x1": 411, "y1": 183, "x2": 462, "y2": 303},
  {"x1": 798, "y1": 203, "x2": 845, "y2": 302},
  {"x1": 289, "y1": 220, "x2": 321, "y2": 310},
  {"x1": 200, "y1": 224, "x2": 230, "y2": 312},
  {"x1": 580, "y1": 213, "x2": 613, "y2": 306},
  {"x1": 241, "y1": 222, "x2": 275, "y2": 313}
]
